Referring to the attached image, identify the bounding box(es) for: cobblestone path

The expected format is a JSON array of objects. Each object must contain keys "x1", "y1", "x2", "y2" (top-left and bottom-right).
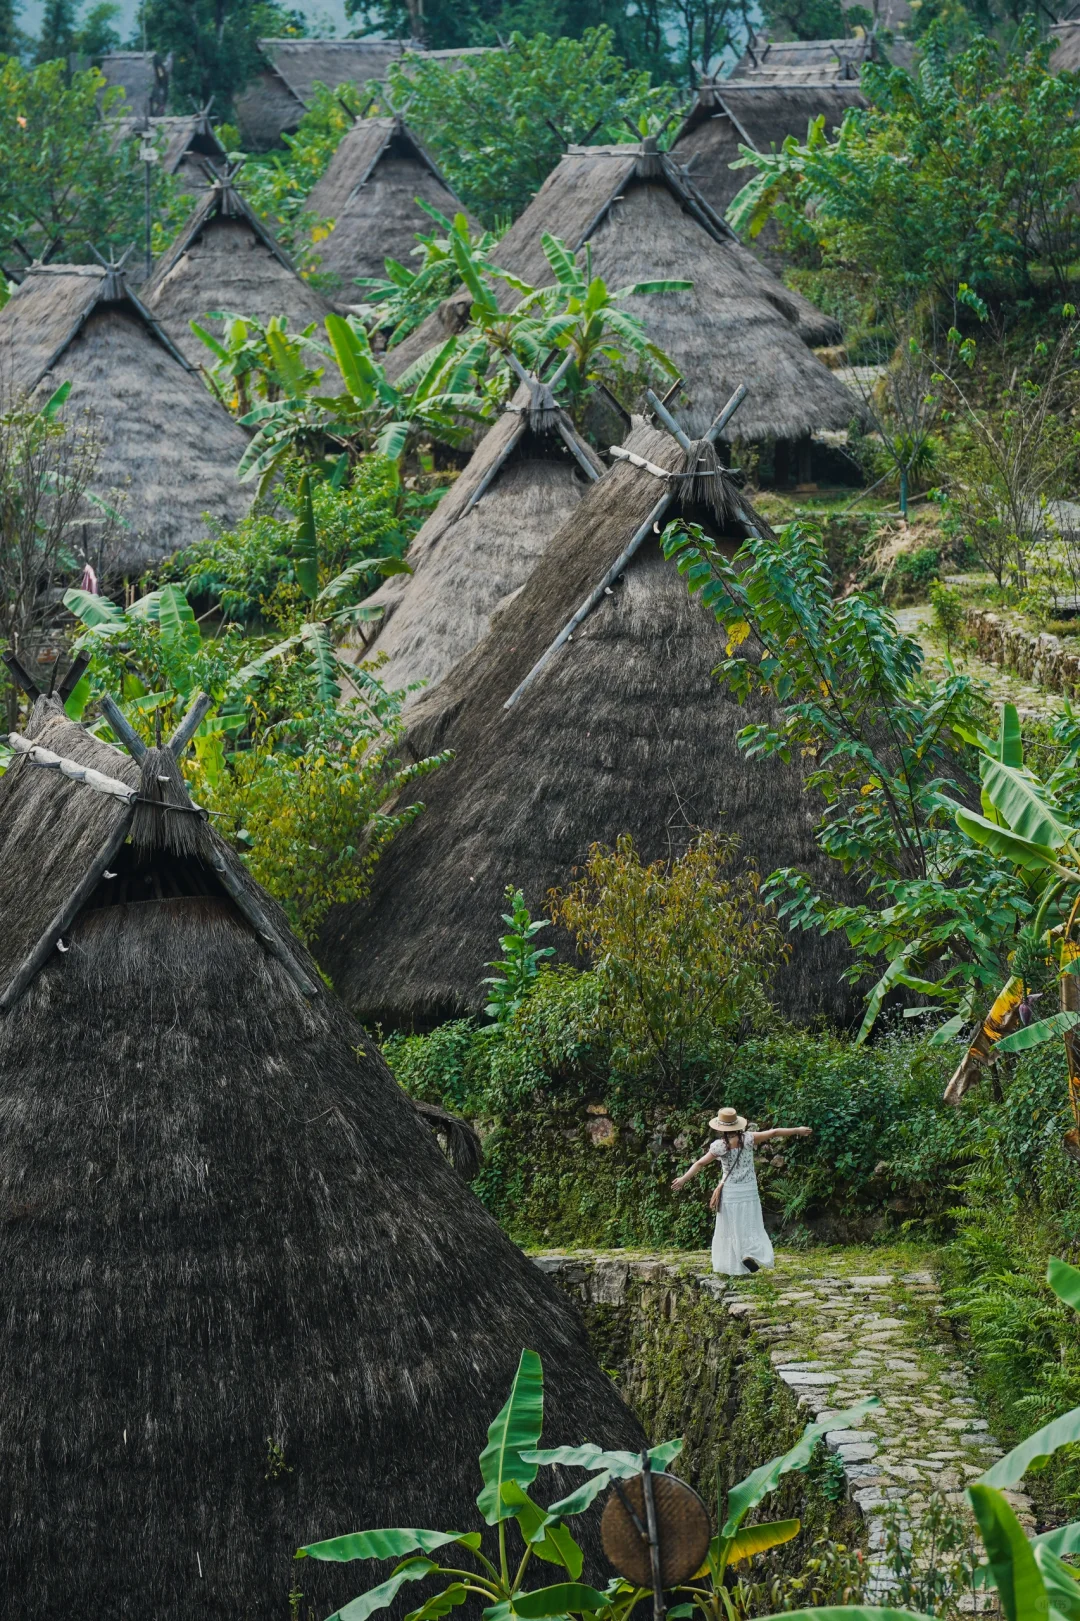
[{"x1": 533, "y1": 1246, "x2": 1031, "y2": 1589}]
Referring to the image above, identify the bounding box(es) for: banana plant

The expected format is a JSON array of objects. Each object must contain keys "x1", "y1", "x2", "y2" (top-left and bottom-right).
[
  {"x1": 660, "y1": 1399, "x2": 879, "y2": 1621},
  {"x1": 231, "y1": 314, "x2": 482, "y2": 494},
  {"x1": 298, "y1": 1353, "x2": 886, "y2": 1621},
  {"x1": 938, "y1": 702, "x2": 1080, "y2": 1114},
  {"x1": 296, "y1": 1348, "x2": 682, "y2": 1621},
  {"x1": 504, "y1": 234, "x2": 689, "y2": 408}
]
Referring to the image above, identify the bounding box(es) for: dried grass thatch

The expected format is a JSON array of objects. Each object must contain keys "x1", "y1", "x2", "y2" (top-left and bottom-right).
[
  {"x1": 383, "y1": 142, "x2": 853, "y2": 439},
  {"x1": 1051, "y1": 20, "x2": 1080, "y2": 71},
  {"x1": 674, "y1": 82, "x2": 865, "y2": 221},
  {"x1": 351, "y1": 383, "x2": 603, "y2": 699},
  {"x1": 0, "y1": 265, "x2": 251, "y2": 574},
  {"x1": 235, "y1": 39, "x2": 498, "y2": 150},
  {"x1": 0, "y1": 698, "x2": 644, "y2": 1616},
  {"x1": 143, "y1": 177, "x2": 338, "y2": 371},
  {"x1": 319, "y1": 421, "x2": 860, "y2": 1031},
  {"x1": 306, "y1": 116, "x2": 477, "y2": 290},
  {"x1": 108, "y1": 111, "x2": 227, "y2": 194},
  {"x1": 730, "y1": 35, "x2": 872, "y2": 82}
]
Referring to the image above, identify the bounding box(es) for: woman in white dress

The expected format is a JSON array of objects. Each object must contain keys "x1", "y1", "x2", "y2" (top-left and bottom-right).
[{"x1": 671, "y1": 1106, "x2": 812, "y2": 1275}]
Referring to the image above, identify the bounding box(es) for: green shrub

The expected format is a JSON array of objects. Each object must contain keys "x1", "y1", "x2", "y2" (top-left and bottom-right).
[{"x1": 385, "y1": 1003, "x2": 977, "y2": 1248}]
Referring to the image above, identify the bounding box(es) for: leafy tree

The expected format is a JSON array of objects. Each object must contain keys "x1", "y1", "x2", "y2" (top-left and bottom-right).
[
  {"x1": 0, "y1": 382, "x2": 116, "y2": 731},
  {"x1": 0, "y1": 58, "x2": 190, "y2": 262},
  {"x1": 660, "y1": 516, "x2": 1045, "y2": 1038},
  {"x1": 550, "y1": 831, "x2": 787, "y2": 1081},
  {"x1": 728, "y1": 24, "x2": 1080, "y2": 307},
  {"x1": 385, "y1": 28, "x2": 679, "y2": 224},
  {"x1": 74, "y1": 2, "x2": 122, "y2": 57},
  {"x1": 140, "y1": 0, "x2": 305, "y2": 113},
  {"x1": 234, "y1": 80, "x2": 368, "y2": 259},
  {"x1": 351, "y1": 0, "x2": 750, "y2": 79},
  {"x1": 63, "y1": 519, "x2": 439, "y2": 939},
  {"x1": 35, "y1": 0, "x2": 77, "y2": 61},
  {"x1": 757, "y1": 0, "x2": 872, "y2": 38}
]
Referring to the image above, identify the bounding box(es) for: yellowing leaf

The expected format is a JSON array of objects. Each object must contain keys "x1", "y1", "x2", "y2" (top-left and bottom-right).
[{"x1": 726, "y1": 619, "x2": 751, "y2": 655}]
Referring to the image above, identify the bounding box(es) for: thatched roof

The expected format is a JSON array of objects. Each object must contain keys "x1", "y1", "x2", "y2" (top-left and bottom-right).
[
  {"x1": 382, "y1": 142, "x2": 852, "y2": 440},
  {"x1": 352, "y1": 381, "x2": 604, "y2": 700},
  {"x1": 234, "y1": 38, "x2": 496, "y2": 150},
  {"x1": 108, "y1": 111, "x2": 227, "y2": 193},
  {"x1": 96, "y1": 50, "x2": 161, "y2": 113},
  {"x1": 0, "y1": 264, "x2": 251, "y2": 574},
  {"x1": 1052, "y1": 20, "x2": 1080, "y2": 71},
  {"x1": 0, "y1": 695, "x2": 644, "y2": 1615},
  {"x1": 319, "y1": 421, "x2": 859, "y2": 1031},
  {"x1": 730, "y1": 35, "x2": 873, "y2": 82},
  {"x1": 674, "y1": 81, "x2": 866, "y2": 219},
  {"x1": 306, "y1": 115, "x2": 476, "y2": 289},
  {"x1": 142, "y1": 176, "x2": 338, "y2": 372}
]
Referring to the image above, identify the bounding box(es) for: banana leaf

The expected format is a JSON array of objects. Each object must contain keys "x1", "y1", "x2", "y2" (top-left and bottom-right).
[
  {"x1": 968, "y1": 1484, "x2": 1047, "y2": 1621},
  {"x1": 476, "y1": 1348, "x2": 544, "y2": 1525},
  {"x1": 1034, "y1": 1543, "x2": 1080, "y2": 1621},
  {"x1": 404, "y1": 1586, "x2": 469, "y2": 1621},
  {"x1": 498, "y1": 1482, "x2": 582, "y2": 1578},
  {"x1": 295, "y1": 471, "x2": 319, "y2": 600},
  {"x1": 63, "y1": 586, "x2": 124, "y2": 628},
  {"x1": 979, "y1": 1405, "x2": 1080, "y2": 1487},
  {"x1": 1033, "y1": 1522, "x2": 1080, "y2": 1557},
  {"x1": 980, "y1": 758, "x2": 1077, "y2": 850},
  {"x1": 994, "y1": 1011, "x2": 1080, "y2": 1055},
  {"x1": 326, "y1": 1559, "x2": 437, "y2": 1621},
  {"x1": 723, "y1": 1398, "x2": 879, "y2": 1535},
  {"x1": 727, "y1": 1518, "x2": 800, "y2": 1564},
  {"x1": 1049, "y1": 1258, "x2": 1080, "y2": 1313},
  {"x1": 298, "y1": 1529, "x2": 481, "y2": 1562},
  {"x1": 156, "y1": 584, "x2": 200, "y2": 659},
  {"x1": 954, "y1": 807, "x2": 1080, "y2": 882},
  {"x1": 511, "y1": 1584, "x2": 610, "y2": 1618}
]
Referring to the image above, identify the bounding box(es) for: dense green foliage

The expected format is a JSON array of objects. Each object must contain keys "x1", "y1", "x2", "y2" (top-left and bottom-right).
[
  {"x1": 730, "y1": 27, "x2": 1080, "y2": 307},
  {"x1": 0, "y1": 58, "x2": 191, "y2": 263},
  {"x1": 385, "y1": 997, "x2": 975, "y2": 1249},
  {"x1": 142, "y1": 0, "x2": 305, "y2": 113},
  {"x1": 35, "y1": 0, "x2": 122, "y2": 61},
  {"x1": 161, "y1": 453, "x2": 433, "y2": 624},
  {"x1": 350, "y1": 1, "x2": 750, "y2": 84},
  {"x1": 385, "y1": 30, "x2": 678, "y2": 224}
]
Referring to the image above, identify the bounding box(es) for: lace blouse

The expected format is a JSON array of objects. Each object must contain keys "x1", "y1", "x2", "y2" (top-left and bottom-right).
[{"x1": 709, "y1": 1132, "x2": 758, "y2": 1189}]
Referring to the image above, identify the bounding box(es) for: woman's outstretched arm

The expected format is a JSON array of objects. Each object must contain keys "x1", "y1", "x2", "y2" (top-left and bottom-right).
[
  {"x1": 753, "y1": 1126, "x2": 812, "y2": 1143},
  {"x1": 671, "y1": 1151, "x2": 715, "y2": 1191}
]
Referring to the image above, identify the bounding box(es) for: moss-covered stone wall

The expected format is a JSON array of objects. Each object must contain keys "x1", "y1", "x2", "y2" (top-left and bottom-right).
[{"x1": 537, "y1": 1255, "x2": 863, "y2": 1569}]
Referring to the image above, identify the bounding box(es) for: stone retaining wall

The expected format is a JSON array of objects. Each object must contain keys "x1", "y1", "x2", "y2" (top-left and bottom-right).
[
  {"x1": 534, "y1": 1249, "x2": 1030, "y2": 1597},
  {"x1": 966, "y1": 607, "x2": 1080, "y2": 696}
]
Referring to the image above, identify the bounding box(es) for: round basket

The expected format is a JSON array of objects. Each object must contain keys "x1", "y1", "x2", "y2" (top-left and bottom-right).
[{"x1": 601, "y1": 1472, "x2": 711, "y2": 1589}]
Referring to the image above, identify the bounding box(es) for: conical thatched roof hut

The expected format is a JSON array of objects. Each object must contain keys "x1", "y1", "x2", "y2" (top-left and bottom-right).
[
  {"x1": 673, "y1": 80, "x2": 865, "y2": 223},
  {"x1": 142, "y1": 174, "x2": 338, "y2": 370},
  {"x1": 306, "y1": 114, "x2": 478, "y2": 291},
  {"x1": 0, "y1": 688, "x2": 643, "y2": 1618},
  {"x1": 352, "y1": 378, "x2": 603, "y2": 700},
  {"x1": 0, "y1": 263, "x2": 250, "y2": 573},
  {"x1": 382, "y1": 141, "x2": 855, "y2": 446},
  {"x1": 234, "y1": 38, "x2": 497, "y2": 151},
  {"x1": 319, "y1": 417, "x2": 858, "y2": 1031},
  {"x1": 108, "y1": 110, "x2": 228, "y2": 196}
]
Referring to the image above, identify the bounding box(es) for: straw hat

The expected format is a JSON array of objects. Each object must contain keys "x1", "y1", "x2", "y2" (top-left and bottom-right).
[{"x1": 709, "y1": 1106, "x2": 747, "y2": 1132}]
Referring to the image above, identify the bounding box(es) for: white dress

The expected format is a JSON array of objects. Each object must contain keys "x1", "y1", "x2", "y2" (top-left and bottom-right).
[{"x1": 709, "y1": 1133, "x2": 775, "y2": 1276}]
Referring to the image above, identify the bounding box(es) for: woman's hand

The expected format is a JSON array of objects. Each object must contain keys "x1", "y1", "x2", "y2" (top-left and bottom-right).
[
  {"x1": 708, "y1": 1183, "x2": 723, "y2": 1212},
  {"x1": 799, "y1": 1126, "x2": 812, "y2": 1137},
  {"x1": 671, "y1": 1175, "x2": 686, "y2": 1191}
]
